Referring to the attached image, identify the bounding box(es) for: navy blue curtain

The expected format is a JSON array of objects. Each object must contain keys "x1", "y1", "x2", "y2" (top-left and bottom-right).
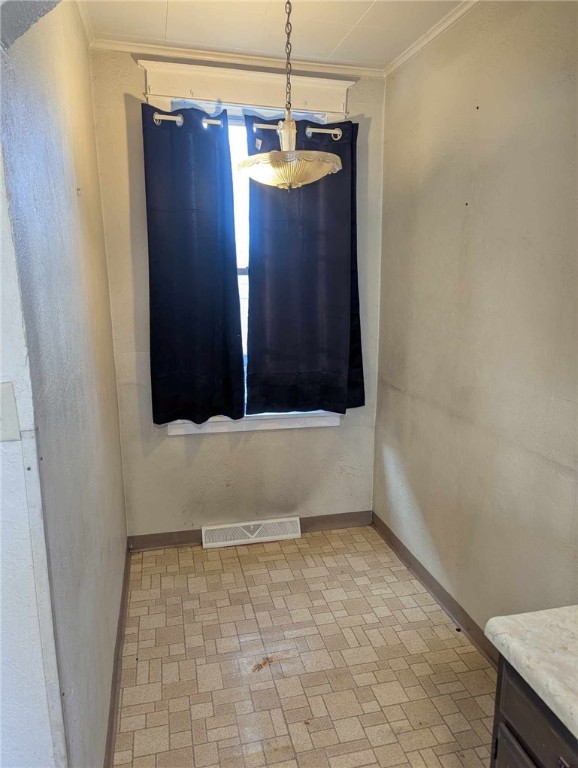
[
  {"x1": 142, "y1": 104, "x2": 244, "y2": 425},
  {"x1": 244, "y1": 116, "x2": 364, "y2": 415}
]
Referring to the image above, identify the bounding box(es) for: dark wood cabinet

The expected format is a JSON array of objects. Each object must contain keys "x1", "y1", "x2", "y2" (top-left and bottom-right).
[
  {"x1": 491, "y1": 658, "x2": 578, "y2": 768},
  {"x1": 495, "y1": 724, "x2": 539, "y2": 768}
]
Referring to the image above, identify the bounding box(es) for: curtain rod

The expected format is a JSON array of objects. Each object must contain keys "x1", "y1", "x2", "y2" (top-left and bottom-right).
[
  {"x1": 253, "y1": 123, "x2": 343, "y2": 140},
  {"x1": 152, "y1": 112, "x2": 342, "y2": 139}
]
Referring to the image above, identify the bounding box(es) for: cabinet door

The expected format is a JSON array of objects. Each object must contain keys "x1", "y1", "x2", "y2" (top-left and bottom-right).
[
  {"x1": 499, "y1": 661, "x2": 578, "y2": 767},
  {"x1": 496, "y1": 724, "x2": 538, "y2": 768}
]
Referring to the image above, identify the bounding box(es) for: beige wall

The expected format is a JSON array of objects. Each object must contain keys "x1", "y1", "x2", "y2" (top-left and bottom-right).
[
  {"x1": 1, "y1": 3, "x2": 126, "y2": 765},
  {"x1": 375, "y1": 1, "x2": 577, "y2": 629},
  {"x1": 91, "y1": 50, "x2": 384, "y2": 536},
  {"x1": 1, "y1": 154, "x2": 67, "y2": 767}
]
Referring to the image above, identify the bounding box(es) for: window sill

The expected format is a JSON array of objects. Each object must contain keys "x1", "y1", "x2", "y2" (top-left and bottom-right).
[{"x1": 167, "y1": 411, "x2": 341, "y2": 436}]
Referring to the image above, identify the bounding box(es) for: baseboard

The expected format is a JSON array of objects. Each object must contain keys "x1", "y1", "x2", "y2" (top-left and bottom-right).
[
  {"x1": 128, "y1": 528, "x2": 202, "y2": 552},
  {"x1": 127, "y1": 510, "x2": 373, "y2": 552},
  {"x1": 103, "y1": 547, "x2": 131, "y2": 768},
  {"x1": 371, "y1": 513, "x2": 498, "y2": 668},
  {"x1": 301, "y1": 510, "x2": 372, "y2": 532}
]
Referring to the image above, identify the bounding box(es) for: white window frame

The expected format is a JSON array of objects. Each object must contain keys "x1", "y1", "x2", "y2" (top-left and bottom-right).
[
  {"x1": 138, "y1": 60, "x2": 354, "y2": 120},
  {"x1": 168, "y1": 412, "x2": 341, "y2": 436}
]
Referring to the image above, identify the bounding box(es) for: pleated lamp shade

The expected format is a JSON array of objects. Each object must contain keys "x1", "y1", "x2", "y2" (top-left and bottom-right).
[
  {"x1": 237, "y1": 2, "x2": 342, "y2": 191},
  {"x1": 238, "y1": 149, "x2": 341, "y2": 190}
]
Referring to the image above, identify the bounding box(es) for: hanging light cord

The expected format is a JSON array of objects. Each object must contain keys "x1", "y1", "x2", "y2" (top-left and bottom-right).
[{"x1": 285, "y1": 0, "x2": 292, "y2": 113}]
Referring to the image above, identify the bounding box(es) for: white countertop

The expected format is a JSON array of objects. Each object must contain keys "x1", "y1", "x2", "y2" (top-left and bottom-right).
[{"x1": 485, "y1": 605, "x2": 578, "y2": 738}]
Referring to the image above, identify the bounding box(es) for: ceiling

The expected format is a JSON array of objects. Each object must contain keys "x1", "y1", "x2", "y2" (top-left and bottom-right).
[{"x1": 83, "y1": 0, "x2": 461, "y2": 70}]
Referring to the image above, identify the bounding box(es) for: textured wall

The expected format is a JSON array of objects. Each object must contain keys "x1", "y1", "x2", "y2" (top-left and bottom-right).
[
  {"x1": 1, "y1": 4, "x2": 126, "y2": 766},
  {"x1": 0, "y1": 0, "x2": 59, "y2": 48},
  {"x1": 91, "y1": 50, "x2": 384, "y2": 536},
  {"x1": 0, "y1": 155, "x2": 66, "y2": 767},
  {"x1": 375, "y1": 1, "x2": 577, "y2": 628}
]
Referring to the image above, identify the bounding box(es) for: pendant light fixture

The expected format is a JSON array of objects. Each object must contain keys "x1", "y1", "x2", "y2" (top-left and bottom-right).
[{"x1": 237, "y1": 0, "x2": 342, "y2": 190}]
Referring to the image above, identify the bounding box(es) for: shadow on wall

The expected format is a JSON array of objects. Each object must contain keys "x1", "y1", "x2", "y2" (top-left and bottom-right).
[
  {"x1": 348, "y1": 112, "x2": 371, "y2": 202},
  {"x1": 373, "y1": 378, "x2": 577, "y2": 627},
  {"x1": 373, "y1": 401, "x2": 452, "y2": 586},
  {"x1": 124, "y1": 92, "x2": 153, "y2": 452}
]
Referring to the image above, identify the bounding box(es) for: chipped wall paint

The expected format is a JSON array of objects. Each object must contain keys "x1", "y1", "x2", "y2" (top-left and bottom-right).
[
  {"x1": 374, "y1": 1, "x2": 578, "y2": 627},
  {"x1": 90, "y1": 50, "x2": 385, "y2": 536},
  {"x1": 1, "y1": 3, "x2": 126, "y2": 766}
]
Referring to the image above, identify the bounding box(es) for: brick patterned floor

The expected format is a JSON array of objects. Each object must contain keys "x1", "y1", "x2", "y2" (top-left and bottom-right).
[{"x1": 113, "y1": 526, "x2": 496, "y2": 767}]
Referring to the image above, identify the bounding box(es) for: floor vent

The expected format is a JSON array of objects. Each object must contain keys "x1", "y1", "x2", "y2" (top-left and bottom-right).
[{"x1": 202, "y1": 517, "x2": 301, "y2": 549}]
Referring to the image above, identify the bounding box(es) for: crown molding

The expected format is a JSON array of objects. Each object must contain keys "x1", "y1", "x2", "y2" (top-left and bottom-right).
[
  {"x1": 89, "y1": 38, "x2": 384, "y2": 80},
  {"x1": 383, "y1": 1, "x2": 479, "y2": 79},
  {"x1": 74, "y1": 0, "x2": 94, "y2": 44},
  {"x1": 87, "y1": 1, "x2": 478, "y2": 83}
]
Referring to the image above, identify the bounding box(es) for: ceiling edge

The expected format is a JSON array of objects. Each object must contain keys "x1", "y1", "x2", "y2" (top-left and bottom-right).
[
  {"x1": 88, "y1": 39, "x2": 385, "y2": 80},
  {"x1": 383, "y1": 0, "x2": 479, "y2": 79},
  {"x1": 87, "y1": 1, "x2": 479, "y2": 83}
]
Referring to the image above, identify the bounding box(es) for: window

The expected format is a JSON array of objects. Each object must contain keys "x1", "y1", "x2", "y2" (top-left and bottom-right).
[
  {"x1": 167, "y1": 116, "x2": 342, "y2": 436},
  {"x1": 228, "y1": 122, "x2": 250, "y2": 366}
]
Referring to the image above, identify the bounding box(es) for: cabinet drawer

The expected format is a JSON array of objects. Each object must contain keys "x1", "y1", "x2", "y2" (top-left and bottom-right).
[
  {"x1": 499, "y1": 662, "x2": 578, "y2": 768},
  {"x1": 496, "y1": 724, "x2": 537, "y2": 768}
]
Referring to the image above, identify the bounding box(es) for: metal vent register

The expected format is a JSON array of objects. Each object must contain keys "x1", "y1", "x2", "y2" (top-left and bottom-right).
[{"x1": 202, "y1": 517, "x2": 301, "y2": 549}]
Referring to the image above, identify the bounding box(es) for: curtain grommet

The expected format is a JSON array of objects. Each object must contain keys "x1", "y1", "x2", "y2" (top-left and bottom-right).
[
  {"x1": 153, "y1": 112, "x2": 184, "y2": 127},
  {"x1": 305, "y1": 125, "x2": 343, "y2": 141}
]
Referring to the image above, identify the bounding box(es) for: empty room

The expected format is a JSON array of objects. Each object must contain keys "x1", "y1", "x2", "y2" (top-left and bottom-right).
[{"x1": 1, "y1": 1, "x2": 576, "y2": 767}]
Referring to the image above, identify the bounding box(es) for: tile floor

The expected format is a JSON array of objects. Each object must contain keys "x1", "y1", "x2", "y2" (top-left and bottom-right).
[{"x1": 113, "y1": 526, "x2": 496, "y2": 768}]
